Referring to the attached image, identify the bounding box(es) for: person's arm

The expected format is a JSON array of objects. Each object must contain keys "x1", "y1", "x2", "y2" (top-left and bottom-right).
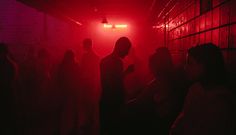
[
  {"x1": 169, "y1": 111, "x2": 185, "y2": 135},
  {"x1": 123, "y1": 64, "x2": 135, "y2": 77},
  {"x1": 170, "y1": 86, "x2": 196, "y2": 135}
]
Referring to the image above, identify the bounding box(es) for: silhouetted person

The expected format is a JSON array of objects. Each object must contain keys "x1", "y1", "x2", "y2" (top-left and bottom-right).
[
  {"x1": 0, "y1": 43, "x2": 18, "y2": 134},
  {"x1": 30, "y1": 48, "x2": 53, "y2": 135},
  {"x1": 80, "y1": 38, "x2": 100, "y2": 86},
  {"x1": 80, "y1": 38, "x2": 100, "y2": 100},
  {"x1": 125, "y1": 47, "x2": 179, "y2": 135},
  {"x1": 100, "y1": 37, "x2": 134, "y2": 135},
  {"x1": 35, "y1": 48, "x2": 51, "y2": 89},
  {"x1": 31, "y1": 48, "x2": 52, "y2": 107},
  {"x1": 80, "y1": 38, "x2": 100, "y2": 135},
  {"x1": 57, "y1": 50, "x2": 81, "y2": 135},
  {"x1": 19, "y1": 46, "x2": 36, "y2": 95},
  {"x1": 20, "y1": 46, "x2": 36, "y2": 89},
  {"x1": 150, "y1": 47, "x2": 180, "y2": 135},
  {"x1": 18, "y1": 46, "x2": 37, "y2": 135},
  {"x1": 170, "y1": 43, "x2": 234, "y2": 135}
]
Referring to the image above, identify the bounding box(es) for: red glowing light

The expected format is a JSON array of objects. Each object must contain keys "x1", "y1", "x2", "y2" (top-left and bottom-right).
[
  {"x1": 115, "y1": 24, "x2": 127, "y2": 28},
  {"x1": 103, "y1": 24, "x2": 128, "y2": 29},
  {"x1": 103, "y1": 24, "x2": 113, "y2": 28}
]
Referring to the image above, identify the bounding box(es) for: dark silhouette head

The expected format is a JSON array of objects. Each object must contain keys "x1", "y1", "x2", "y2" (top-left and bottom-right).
[
  {"x1": 186, "y1": 43, "x2": 226, "y2": 85},
  {"x1": 63, "y1": 49, "x2": 75, "y2": 64},
  {"x1": 0, "y1": 43, "x2": 9, "y2": 59},
  {"x1": 83, "y1": 38, "x2": 93, "y2": 51},
  {"x1": 113, "y1": 37, "x2": 132, "y2": 58},
  {"x1": 149, "y1": 47, "x2": 173, "y2": 78}
]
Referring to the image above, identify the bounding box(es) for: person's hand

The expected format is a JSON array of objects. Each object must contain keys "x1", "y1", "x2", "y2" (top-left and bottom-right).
[{"x1": 125, "y1": 64, "x2": 135, "y2": 75}]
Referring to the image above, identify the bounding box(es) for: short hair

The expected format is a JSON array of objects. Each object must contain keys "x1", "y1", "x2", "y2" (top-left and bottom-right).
[
  {"x1": 114, "y1": 37, "x2": 131, "y2": 52},
  {"x1": 188, "y1": 43, "x2": 226, "y2": 83}
]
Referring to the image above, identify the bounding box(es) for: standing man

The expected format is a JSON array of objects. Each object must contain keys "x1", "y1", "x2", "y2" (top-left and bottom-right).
[
  {"x1": 80, "y1": 38, "x2": 100, "y2": 101},
  {"x1": 100, "y1": 37, "x2": 134, "y2": 135},
  {"x1": 80, "y1": 38, "x2": 100, "y2": 135}
]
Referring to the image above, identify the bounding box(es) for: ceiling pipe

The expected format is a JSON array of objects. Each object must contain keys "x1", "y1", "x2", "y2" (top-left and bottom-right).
[{"x1": 157, "y1": 0, "x2": 174, "y2": 19}]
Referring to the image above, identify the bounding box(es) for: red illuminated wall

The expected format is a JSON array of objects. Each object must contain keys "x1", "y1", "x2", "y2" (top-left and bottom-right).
[
  {"x1": 154, "y1": 0, "x2": 236, "y2": 71},
  {"x1": 0, "y1": 0, "x2": 82, "y2": 62}
]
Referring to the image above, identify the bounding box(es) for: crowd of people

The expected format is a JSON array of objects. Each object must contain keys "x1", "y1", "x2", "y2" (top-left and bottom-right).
[{"x1": 0, "y1": 37, "x2": 235, "y2": 135}]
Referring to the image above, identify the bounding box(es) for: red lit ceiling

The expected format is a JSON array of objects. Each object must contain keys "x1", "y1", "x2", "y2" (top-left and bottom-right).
[{"x1": 17, "y1": 0, "x2": 169, "y2": 26}]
